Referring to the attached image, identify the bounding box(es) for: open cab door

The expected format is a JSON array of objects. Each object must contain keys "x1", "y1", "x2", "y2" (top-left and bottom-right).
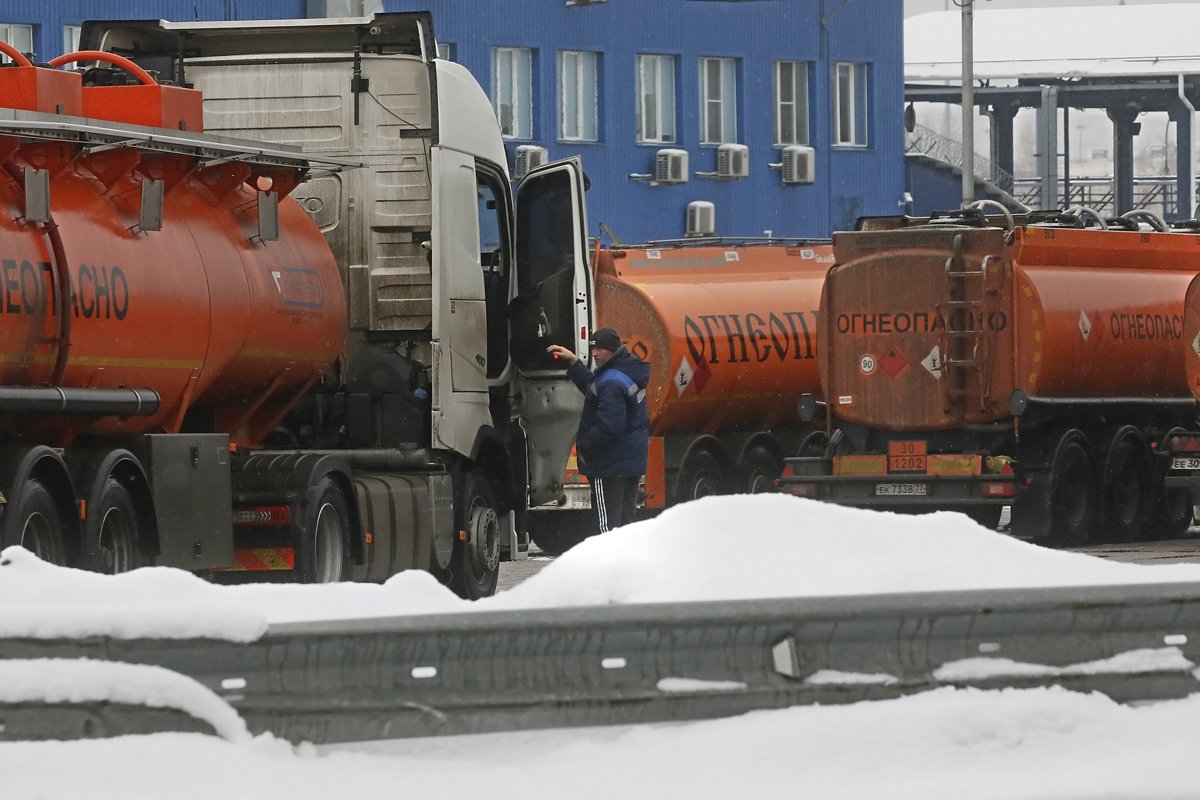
[{"x1": 511, "y1": 158, "x2": 593, "y2": 506}]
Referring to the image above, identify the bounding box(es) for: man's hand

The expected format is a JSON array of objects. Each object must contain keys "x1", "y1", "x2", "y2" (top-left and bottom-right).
[{"x1": 546, "y1": 344, "x2": 578, "y2": 364}]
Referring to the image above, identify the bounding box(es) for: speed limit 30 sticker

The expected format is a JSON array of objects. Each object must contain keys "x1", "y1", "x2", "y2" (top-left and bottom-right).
[{"x1": 859, "y1": 353, "x2": 877, "y2": 375}]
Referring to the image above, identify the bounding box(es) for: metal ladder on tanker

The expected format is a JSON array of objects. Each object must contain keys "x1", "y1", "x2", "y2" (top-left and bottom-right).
[{"x1": 939, "y1": 233, "x2": 995, "y2": 417}]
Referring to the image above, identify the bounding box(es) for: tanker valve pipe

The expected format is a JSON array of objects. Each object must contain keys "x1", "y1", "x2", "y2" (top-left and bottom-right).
[{"x1": 0, "y1": 387, "x2": 161, "y2": 416}]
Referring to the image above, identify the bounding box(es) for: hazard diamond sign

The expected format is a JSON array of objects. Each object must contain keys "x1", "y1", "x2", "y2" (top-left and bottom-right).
[{"x1": 879, "y1": 345, "x2": 907, "y2": 377}]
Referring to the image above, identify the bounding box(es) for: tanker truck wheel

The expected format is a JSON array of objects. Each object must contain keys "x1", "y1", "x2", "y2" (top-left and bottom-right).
[
  {"x1": 1097, "y1": 427, "x2": 1152, "y2": 542},
  {"x1": 3, "y1": 480, "x2": 67, "y2": 565},
  {"x1": 93, "y1": 479, "x2": 142, "y2": 574},
  {"x1": 299, "y1": 477, "x2": 349, "y2": 584},
  {"x1": 1047, "y1": 434, "x2": 1097, "y2": 547},
  {"x1": 675, "y1": 450, "x2": 726, "y2": 504},
  {"x1": 741, "y1": 447, "x2": 781, "y2": 494},
  {"x1": 528, "y1": 509, "x2": 594, "y2": 556},
  {"x1": 450, "y1": 472, "x2": 500, "y2": 599}
]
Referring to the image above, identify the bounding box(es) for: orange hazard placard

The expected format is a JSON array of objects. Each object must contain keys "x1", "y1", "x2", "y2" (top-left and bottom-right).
[{"x1": 888, "y1": 440, "x2": 927, "y2": 472}]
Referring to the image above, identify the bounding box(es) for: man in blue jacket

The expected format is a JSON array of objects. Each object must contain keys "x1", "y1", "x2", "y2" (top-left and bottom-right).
[{"x1": 547, "y1": 327, "x2": 650, "y2": 533}]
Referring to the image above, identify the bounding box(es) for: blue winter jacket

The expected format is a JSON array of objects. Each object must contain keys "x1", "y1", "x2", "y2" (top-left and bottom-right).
[{"x1": 566, "y1": 346, "x2": 651, "y2": 478}]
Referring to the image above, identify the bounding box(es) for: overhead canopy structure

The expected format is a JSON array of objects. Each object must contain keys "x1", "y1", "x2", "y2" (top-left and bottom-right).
[{"x1": 904, "y1": 4, "x2": 1200, "y2": 218}]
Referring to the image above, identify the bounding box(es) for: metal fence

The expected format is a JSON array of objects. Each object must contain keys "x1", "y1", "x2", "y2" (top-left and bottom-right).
[{"x1": 1013, "y1": 176, "x2": 1200, "y2": 218}]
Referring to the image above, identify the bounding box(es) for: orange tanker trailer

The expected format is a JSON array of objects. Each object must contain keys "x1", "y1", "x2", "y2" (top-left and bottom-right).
[
  {"x1": 0, "y1": 49, "x2": 351, "y2": 574},
  {"x1": 781, "y1": 207, "x2": 1199, "y2": 545},
  {"x1": 530, "y1": 239, "x2": 831, "y2": 553}
]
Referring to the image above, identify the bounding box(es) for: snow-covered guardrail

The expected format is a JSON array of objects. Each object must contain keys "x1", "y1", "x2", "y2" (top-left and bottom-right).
[{"x1": 3, "y1": 581, "x2": 1200, "y2": 744}]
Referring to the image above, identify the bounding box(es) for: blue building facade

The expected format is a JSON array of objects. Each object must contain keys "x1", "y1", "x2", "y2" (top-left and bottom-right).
[{"x1": 0, "y1": 0, "x2": 904, "y2": 240}]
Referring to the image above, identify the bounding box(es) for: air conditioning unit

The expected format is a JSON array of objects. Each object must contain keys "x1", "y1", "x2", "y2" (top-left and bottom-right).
[
  {"x1": 655, "y1": 149, "x2": 689, "y2": 184},
  {"x1": 716, "y1": 143, "x2": 749, "y2": 179},
  {"x1": 781, "y1": 145, "x2": 815, "y2": 184},
  {"x1": 512, "y1": 145, "x2": 548, "y2": 180},
  {"x1": 685, "y1": 201, "x2": 715, "y2": 237}
]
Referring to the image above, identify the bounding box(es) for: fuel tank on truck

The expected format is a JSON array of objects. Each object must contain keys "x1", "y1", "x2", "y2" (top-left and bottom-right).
[
  {"x1": 594, "y1": 242, "x2": 831, "y2": 435},
  {"x1": 0, "y1": 62, "x2": 347, "y2": 448},
  {"x1": 823, "y1": 220, "x2": 1197, "y2": 432}
]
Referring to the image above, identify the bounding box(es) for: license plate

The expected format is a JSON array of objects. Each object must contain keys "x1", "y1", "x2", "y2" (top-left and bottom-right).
[
  {"x1": 1172, "y1": 456, "x2": 1200, "y2": 470},
  {"x1": 875, "y1": 483, "x2": 928, "y2": 496}
]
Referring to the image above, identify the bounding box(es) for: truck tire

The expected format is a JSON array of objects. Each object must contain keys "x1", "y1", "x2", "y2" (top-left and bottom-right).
[
  {"x1": 299, "y1": 477, "x2": 349, "y2": 584},
  {"x1": 93, "y1": 478, "x2": 142, "y2": 574},
  {"x1": 741, "y1": 446, "x2": 780, "y2": 494},
  {"x1": 1047, "y1": 436, "x2": 1097, "y2": 546},
  {"x1": 529, "y1": 509, "x2": 595, "y2": 556},
  {"x1": 676, "y1": 450, "x2": 725, "y2": 504},
  {"x1": 451, "y1": 472, "x2": 500, "y2": 599},
  {"x1": 3, "y1": 480, "x2": 67, "y2": 565},
  {"x1": 1097, "y1": 427, "x2": 1152, "y2": 542}
]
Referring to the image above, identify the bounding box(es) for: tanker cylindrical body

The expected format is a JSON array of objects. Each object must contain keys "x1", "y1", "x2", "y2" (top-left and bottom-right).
[
  {"x1": 823, "y1": 225, "x2": 1193, "y2": 431},
  {"x1": 595, "y1": 243, "x2": 829, "y2": 436},
  {"x1": 0, "y1": 141, "x2": 346, "y2": 447},
  {"x1": 782, "y1": 215, "x2": 1200, "y2": 547}
]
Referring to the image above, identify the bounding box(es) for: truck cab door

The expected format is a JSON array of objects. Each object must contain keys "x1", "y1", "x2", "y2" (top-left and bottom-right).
[{"x1": 511, "y1": 158, "x2": 593, "y2": 506}]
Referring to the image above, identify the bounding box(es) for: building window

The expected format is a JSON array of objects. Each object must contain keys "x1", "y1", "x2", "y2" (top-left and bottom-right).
[
  {"x1": 0, "y1": 23, "x2": 33, "y2": 62},
  {"x1": 63, "y1": 25, "x2": 81, "y2": 56},
  {"x1": 775, "y1": 61, "x2": 810, "y2": 146},
  {"x1": 559, "y1": 51, "x2": 598, "y2": 142},
  {"x1": 833, "y1": 62, "x2": 870, "y2": 147},
  {"x1": 636, "y1": 54, "x2": 675, "y2": 144},
  {"x1": 493, "y1": 47, "x2": 533, "y2": 139},
  {"x1": 436, "y1": 42, "x2": 455, "y2": 61},
  {"x1": 699, "y1": 57, "x2": 737, "y2": 145}
]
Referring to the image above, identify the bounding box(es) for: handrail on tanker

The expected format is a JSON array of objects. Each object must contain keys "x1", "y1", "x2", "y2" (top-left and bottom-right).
[
  {"x1": 0, "y1": 42, "x2": 32, "y2": 68},
  {"x1": 1120, "y1": 209, "x2": 1169, "y2": 233},
  {"x1": 1067, "y1": 206, "x2": 1109, "y2": 230},
  {"x1": 965, "y1": 199, "x2": 1014, "y2": 232},
  {"x1": 48, "y1": 51, "x2": 157, "y2": 86}
]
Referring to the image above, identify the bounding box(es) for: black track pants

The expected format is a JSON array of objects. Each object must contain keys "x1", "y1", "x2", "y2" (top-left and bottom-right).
[{"x1": 590, "y1": 475, "x2": 640, "y2": 533}]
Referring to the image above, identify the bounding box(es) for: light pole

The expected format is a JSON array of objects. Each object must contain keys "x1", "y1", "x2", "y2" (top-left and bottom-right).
[{"x1": 961, "y1": 0, "x2": 975, "y2": 205}]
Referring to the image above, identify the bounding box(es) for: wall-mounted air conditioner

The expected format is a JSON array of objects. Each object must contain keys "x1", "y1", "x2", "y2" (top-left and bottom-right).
[
  {"x1": 716, "y1": 143, "x2": 749, "y2": 178},
  {"x1": 686, "y1": 201, "x2": 715, "y2": 237},
  {"x1": 781, "y1": 145, "x2": 815, "y2": 184},
  {"x1": 655, "y1": 149, "x2": 689, "y2": 184},
  {"x1": 512, "y1": 145, "x2": 548, "y2": 180}
]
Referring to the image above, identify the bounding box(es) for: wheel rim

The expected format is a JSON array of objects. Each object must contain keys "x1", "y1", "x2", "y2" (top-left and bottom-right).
[
  {"x1": 21, "y1": 512, "x2": 56, "y2": 561},
  {"x1": 468, "y1": 496, "x2": 501, "y2": 577},
  {"x1": 746, "y1": 467, "x2": 772, "y2": 494},
  {"x1": 97, "y1": 506, "x2": 135, "y2": 573},
  {"x1": 313, "y1": 501, "x2": 345, "y2": 583}
]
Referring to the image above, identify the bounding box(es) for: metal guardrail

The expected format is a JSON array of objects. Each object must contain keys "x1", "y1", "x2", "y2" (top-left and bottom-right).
[{"x1": 4, "y1": 581, "x2": 1200, "y2": 743}]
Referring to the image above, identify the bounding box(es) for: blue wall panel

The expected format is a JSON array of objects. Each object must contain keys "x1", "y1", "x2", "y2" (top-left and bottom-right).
[
  {"x1": 0, "y1": 0, "x2": 904, "y2": 241},
  {"x1": 394, "y1": 0, "x2": 905, "y2": 241}
]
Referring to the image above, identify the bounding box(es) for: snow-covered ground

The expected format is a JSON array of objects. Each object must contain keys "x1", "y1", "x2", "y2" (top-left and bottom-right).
[{"x1": 4, "y1": 494, "x2": 1200, "y2": 799}]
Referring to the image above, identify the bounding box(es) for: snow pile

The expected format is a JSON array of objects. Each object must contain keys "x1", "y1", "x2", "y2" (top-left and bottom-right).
[
  {"x1": 485, "y1": 495, "x2": 1200, "y2": 609},
  {"x1": 2, "y1": 495, "x2": 1198, "y2": 642}
]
